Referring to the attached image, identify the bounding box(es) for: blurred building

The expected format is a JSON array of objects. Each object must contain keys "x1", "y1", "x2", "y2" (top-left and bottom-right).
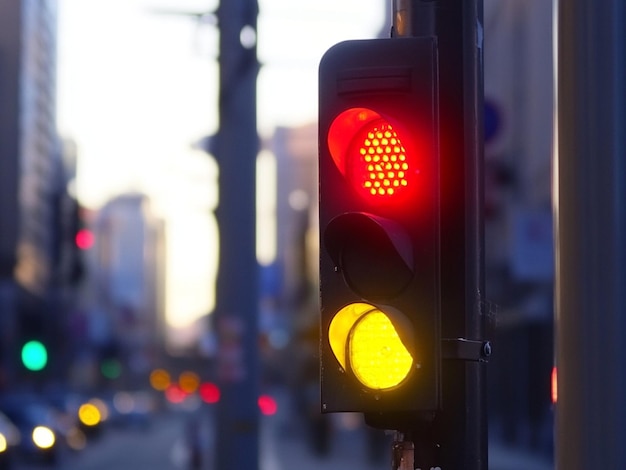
[
  {"x1": 86, "y1": 193, "x2": 167, "y2": 389},
  {"x1": 483, "y1": 0, "x2": 555, "y2": 454},
  {"x1": 0, "y1": 0, "x2": 76, "y2": 388},
  {"x1": 273, "y1": 125, "x2": 318, "y2": 322}
]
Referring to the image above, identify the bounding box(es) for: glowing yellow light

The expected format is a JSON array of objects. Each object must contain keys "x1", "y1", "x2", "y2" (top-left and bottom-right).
[
  {"x1": 349, "y1": 311, "x2": 414, "y2": 390},
  {"x1": 150, "y1": 368, "x2": 171, "y2": 391},
  {"x1": 0, "y1": 434, "x2": 7, "y2": 453},
  {"x1": 179, "y1": 371, "x2": 201, "y2": 393},
  {"x1": 79, "y1": 403, "x2": 102, "y2": 427},
  {"x1": 32, "y1": 426, "x2": 55, "y2": 449},
  {"x1": 328, "y1": 302, "x2": 415, "y2": 391}
]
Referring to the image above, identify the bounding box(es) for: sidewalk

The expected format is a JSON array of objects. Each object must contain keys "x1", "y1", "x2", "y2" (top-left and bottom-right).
[
  {"x1": 263, "y1": 415, "x2": 554, "y2": 470},
  {"x1": 261, "y1": 388, "x2": 553, "y2": 470},
  {"x1": 262, "y1": 416, "x2": 387, "y2": 470}
]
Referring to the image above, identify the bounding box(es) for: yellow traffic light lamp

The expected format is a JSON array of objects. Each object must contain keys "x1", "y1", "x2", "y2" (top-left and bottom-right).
[{"x1": 328, "y1": 302, "x2": 415, "y2": 391}]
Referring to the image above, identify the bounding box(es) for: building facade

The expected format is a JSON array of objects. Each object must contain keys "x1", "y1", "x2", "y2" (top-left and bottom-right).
[
  {"x1": 88, "y1": 193, "x2": 166, "y2": 389},
  {"x1": 0, "y1": 0, "x2": 70, "y2": 387}
]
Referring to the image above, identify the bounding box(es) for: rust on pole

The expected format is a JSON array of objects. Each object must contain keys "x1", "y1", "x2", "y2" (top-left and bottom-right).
[{"x1": 392, "y1": 434, "x2": 415, "y2": 470}]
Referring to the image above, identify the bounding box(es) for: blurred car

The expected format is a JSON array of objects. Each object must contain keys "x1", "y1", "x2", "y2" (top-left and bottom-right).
[
  {"x1": 98, "y1": 390, "x2": 156, "y2": 429},
  {"x1": 0, "y1": 411, "x2": 19, "y2": 470},
  {"x1": 45, "y1": 390, "x2": 100, "y2": 447},
  {"x1": 0, "y1": 395, "x2": 66, "y2": 465},
  {"x1": 75, "y1": 398, "x2": 107, "y2": 438}
]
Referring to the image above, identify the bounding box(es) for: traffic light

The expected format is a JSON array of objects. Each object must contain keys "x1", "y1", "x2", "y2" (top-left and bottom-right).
[
  {"x1": 69, "y1": 201, "x2": 90, "y2": 284},
  {"x1": 21, "y1": 340, "x2": 48, "y2": 371},
  {"x1": 319, "y1": 37, "x2": 440, "y2": 422},
  {"x1": 75, "y1": 228, "x2": 94, "y2": 250}
]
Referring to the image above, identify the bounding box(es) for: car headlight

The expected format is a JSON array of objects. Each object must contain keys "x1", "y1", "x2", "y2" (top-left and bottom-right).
[
  {"x1": 78, "y1": 403, "x2": 102, "y2": 426},
  {"x1": 0, "y1": 433, "x2": 7, "y2": 453},
  {"x1": 32, "y1": 426, "x2": 55, "y2": 449}
]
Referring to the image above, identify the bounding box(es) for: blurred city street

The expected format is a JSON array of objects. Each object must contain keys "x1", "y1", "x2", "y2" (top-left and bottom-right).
[
  {"x1": 0, "y1": 1, "x2": 575, "y2": 468},
  {"x1": 11, "y1": 388, "x2": 553, "y2": 470}
]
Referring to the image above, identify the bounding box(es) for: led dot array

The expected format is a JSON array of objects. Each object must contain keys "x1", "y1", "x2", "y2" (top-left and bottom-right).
[{"x1": 358, "y1": 124, "x2": 409, "y2": 197}]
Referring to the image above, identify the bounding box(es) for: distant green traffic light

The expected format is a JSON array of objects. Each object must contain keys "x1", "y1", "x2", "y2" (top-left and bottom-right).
[
  {"x1": 21, "y1": 340, "x2": 48, "y2": 371},
  {"x1": 100, "y1": 358, "x2": 122, "y2": 380}
]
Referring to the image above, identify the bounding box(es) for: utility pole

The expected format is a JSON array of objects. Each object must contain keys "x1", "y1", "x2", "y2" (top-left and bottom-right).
[
  {"x1": 392, "y1": 1, "x2": 488, "y2": 468},
  {"x1": 212, "y1": 0, "x2": 260, "y2": 469},
  {"x1": 555, "y1": 0, "x2": 626, "y2": 468}
]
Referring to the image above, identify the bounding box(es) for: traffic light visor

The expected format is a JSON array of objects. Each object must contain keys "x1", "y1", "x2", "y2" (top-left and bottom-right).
[
  {"x1": 328, "y1": 302, "x2": 415, "y2": 390},
  {"x1": 328, "y1": 108, "x2": 415, "y2": 203}
]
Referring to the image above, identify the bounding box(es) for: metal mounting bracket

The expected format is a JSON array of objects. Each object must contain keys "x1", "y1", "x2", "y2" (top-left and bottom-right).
[{"x1": 442, "y1": 338, "x2": 492, "y2": 362}]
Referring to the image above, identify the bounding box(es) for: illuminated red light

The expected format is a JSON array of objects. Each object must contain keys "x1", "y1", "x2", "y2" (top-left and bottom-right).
[
  {"x1": 199, "y1": 382, "x2": 220, "y2": 404},
  {"x1": 75, "y1": 229, "x2": 95, "y2": 250},
  {"x1": 551, "y1": 366, "x2": 558, "y2": 404},
  {"x1": 327, "y1": 107, "x2": 415, "y2": 203},
  {"x1": 165, "y1": 384, "x2": 188, "y2": 404},
  {"x1": 258, "y1": 395, "x2": 278, "y2": 416},
  {"x1": 356, "y1": 123, "x2": 409, "y2": 197}
]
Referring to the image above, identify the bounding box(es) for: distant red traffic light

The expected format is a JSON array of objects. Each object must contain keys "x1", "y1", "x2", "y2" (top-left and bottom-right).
[
  {"x1": 199, "y1": 382, "x2": 221, "y2": 404},
  {"x1": 75, "y1": 228, "x2": 94, "y2": 250},
  {"x1": 257, "y1": 395, "x2": 277, "y2": 416},
  {"x1": 165, "y1": 384, "x2": 187, "y2": 404}
]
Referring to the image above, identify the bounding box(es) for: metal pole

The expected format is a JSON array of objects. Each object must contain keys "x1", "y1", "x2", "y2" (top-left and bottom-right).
[
  {"x1": 555, "y1": 0, "x2": 626, "y2": 468},
  {"x1": 212, "y1": 0, "x2": 260, "y2": 469},
  {"x1": 393, "y1": 1, "x2": 487, "y2": 468}
]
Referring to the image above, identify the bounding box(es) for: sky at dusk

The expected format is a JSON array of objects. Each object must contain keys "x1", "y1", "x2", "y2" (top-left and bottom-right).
[{"x1": 56, "y1": 0, "x2": 385, "y2": 341}]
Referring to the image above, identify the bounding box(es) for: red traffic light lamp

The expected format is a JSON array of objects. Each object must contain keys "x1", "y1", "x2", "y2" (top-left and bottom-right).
[
  {"x1": 319, "y1": 37, "x2": 441, "y2": 423},
  {"x1": 75, "y1": 228, "x2": 94, "y2": 250},
  {"x1": 327, "y1": 107, "x2": 416, "y2": 203}
]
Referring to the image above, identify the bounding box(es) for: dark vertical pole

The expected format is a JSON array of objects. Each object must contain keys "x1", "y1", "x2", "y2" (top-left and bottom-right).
[
  {"x1": 435, "y1": 2, "x2": 487, "y2": 468},
  {"x1": 213, "y1": 0, "x2": 260, "y2": 469},
  {"x1": 394, "y1": 1, "x2": 487, "y2": 468},
  {"x1": 555, "y1": 0, "x2": 626, "y2": 468}
]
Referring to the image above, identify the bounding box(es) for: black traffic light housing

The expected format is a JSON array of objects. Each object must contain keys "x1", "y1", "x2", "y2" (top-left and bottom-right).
[{"x1": 319, "y1": 37, "x2": 440, "y2": 421}]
